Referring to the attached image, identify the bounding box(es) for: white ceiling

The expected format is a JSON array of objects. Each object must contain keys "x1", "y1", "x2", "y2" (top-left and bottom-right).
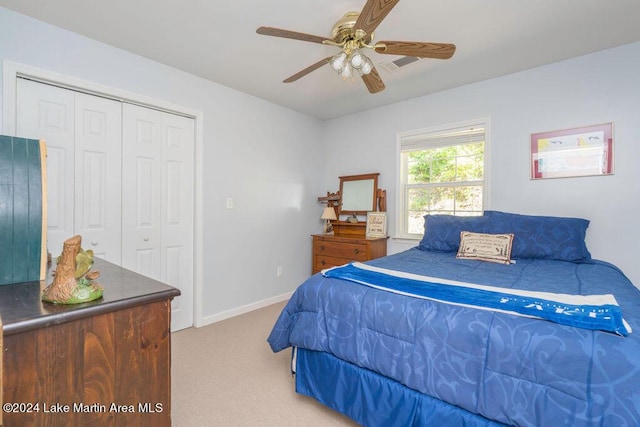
[{"x1": 2, "y1": 0, "x2": 640, "y2": 120}]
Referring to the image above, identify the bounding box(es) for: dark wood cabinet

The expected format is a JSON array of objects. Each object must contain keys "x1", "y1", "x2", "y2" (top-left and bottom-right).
[{"x1": 1, "y1": 259, "x2": 180, "y2": 426}]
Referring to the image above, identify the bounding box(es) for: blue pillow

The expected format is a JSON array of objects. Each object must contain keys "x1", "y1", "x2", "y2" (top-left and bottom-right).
[
  {"x1": 484, "y1": 211, "x2": 591, "y2": 262},
  {"x1": 418, "y1": 214, "x2": 489, "y2": 252}
]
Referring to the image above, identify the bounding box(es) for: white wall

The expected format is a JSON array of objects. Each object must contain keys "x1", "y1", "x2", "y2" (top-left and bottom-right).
[
  {"x1": 322, "y1": 41, "x2": 640, "y2": 287},
  {"x1": 0, "y1": 7, "x2": 325, "y2": 324}
]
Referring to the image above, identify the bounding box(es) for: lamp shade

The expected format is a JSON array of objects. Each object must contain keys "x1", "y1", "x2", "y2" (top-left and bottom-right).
[{"x1": 321, "y1": 206, "x2": 337, "y2": 221}]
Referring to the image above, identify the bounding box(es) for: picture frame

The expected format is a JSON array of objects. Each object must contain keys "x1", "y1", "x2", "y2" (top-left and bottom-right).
[
  {"x1": 530, "y1": 122, "x2": 613, "y2": 179},
  {"x1": 366, "y1": 212, "x2": 387, "y2": 238}
]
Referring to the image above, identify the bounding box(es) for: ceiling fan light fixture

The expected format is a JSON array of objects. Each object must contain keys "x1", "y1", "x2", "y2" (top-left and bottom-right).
[
  {"x1": 331, "y1": 52, "x2": 347, "y2": 71},
  {"x1": 331, "y1": 49, "x2": 373, "y2": 81},
  {"x1": 360, "y1": 57, "x2": 373, "y2": 75},
  {"x1": 340, "y1": 62, "x2": 353, "y2": 80},
  {"x1": 350, "y1": 52, "x2": 366, "y2": 69}
]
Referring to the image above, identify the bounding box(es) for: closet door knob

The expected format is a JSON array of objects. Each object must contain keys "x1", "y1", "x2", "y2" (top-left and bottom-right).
[
  {"x1": 144, "y1": 237, "x2": 150, "y2": 242},
  {"x1": 91, "y1": 241, "x2": 98, "y2": 246}
]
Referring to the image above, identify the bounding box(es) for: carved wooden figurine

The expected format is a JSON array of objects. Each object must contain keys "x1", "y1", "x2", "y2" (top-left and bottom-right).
[{"x1": 42, "y1": 235, "x2": 103, "y2": 304}]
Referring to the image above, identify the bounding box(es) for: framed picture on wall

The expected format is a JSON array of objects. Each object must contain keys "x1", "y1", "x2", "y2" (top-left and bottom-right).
[
  {"x1": 366, "y1": 212, "x2": 387, "y2": 238},
  {"x1": 530, "y1": 123, "x2": 613, "y2": 179}
]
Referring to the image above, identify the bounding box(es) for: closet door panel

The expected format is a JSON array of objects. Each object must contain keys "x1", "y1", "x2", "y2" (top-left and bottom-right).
[
  {"x1": 44, "y1": 148, "x2": 66, "y2": 235},
  {"x1": 122, "y1": 104, "x2": 162, "y2": 280},
  {"x1": 74, "y1": 93, "x2": 122, "y2": 263},
  {"x1": 135, "y1": 249, "x2": 156, "y2": 278},
  {"x1": 161, "y1": 113, "x2": 194, "y2": 331},
  {"x1": 16, "y1": 79, "x2": 75, "y2": 255}
]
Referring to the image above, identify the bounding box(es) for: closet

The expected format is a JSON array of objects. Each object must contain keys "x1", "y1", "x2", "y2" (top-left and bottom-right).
[{"x1": 15, "y1": 78, "x2": 194, "y2": 331}]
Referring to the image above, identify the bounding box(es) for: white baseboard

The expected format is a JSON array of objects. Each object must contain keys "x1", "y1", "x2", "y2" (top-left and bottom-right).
[{"x1": 195, "y1": 291, "x2": 293, "y2": 328}]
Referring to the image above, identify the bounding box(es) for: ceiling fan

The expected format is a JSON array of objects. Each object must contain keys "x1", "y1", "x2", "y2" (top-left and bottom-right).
[{"x1": 256, "y1": 0, "x2": 456, "y2": 94}]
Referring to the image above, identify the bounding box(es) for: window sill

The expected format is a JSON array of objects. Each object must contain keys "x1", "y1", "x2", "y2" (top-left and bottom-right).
[{"x1": 392, "y1": 236, "x2": 421, "y2": 244}]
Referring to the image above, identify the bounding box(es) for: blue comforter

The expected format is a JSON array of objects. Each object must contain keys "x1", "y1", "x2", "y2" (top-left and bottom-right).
[{"x1": 268, "y1": 248, "x2": 640, "y2": 426}]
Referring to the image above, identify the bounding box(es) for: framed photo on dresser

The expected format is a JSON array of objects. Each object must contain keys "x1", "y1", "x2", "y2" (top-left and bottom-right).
[{"x1": 366, "y1": 212, "x2": 387, "y2": 238}]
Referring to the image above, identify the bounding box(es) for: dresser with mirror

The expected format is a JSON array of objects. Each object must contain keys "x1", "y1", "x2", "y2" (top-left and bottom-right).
[{"x1": 313, "y1": 173, "x2": 388, "y2": 274}]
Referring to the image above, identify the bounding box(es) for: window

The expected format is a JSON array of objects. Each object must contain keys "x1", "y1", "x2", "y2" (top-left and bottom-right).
[{"x1": 397, "y1": 119, "x2": 488, "y2": 238}]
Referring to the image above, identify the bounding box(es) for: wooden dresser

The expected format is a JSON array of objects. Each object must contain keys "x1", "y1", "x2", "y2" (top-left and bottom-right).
[
  {"x1": 312, "y1": 234, "x2": 388, "y2": 274},
  {"x1": 1, "y1": 258, "x2": 180, "y2": 427}
]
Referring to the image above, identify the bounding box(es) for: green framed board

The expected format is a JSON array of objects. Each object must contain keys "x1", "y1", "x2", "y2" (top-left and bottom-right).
[{"x1": 0, "y1": 135, "x2": 47, "y2": 285}]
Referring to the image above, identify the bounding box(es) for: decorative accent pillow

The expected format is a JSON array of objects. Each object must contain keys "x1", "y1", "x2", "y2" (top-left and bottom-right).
[
  {"x1": 483, "y1": 211, "x2": 592, "y2": 263},
  {"x1": 418, "y1": 214, "x2": 489, "y2": 252},
  {"x1": 456, "y1": 231, "x2": 514, "y2": 264}
]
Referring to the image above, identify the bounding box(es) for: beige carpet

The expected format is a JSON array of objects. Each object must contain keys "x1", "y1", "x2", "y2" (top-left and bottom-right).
[{"x1": 171, "y1": 301, "x2": 359, "y2": 426}]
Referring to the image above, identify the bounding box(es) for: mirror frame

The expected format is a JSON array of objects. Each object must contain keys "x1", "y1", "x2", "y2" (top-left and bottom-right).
[{"x1": 338, "y1": 173, "x2": 379, "y2": 216}]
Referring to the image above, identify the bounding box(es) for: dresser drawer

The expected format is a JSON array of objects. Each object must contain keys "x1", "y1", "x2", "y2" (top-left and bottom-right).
[
  {"x1": 314, "y1": 255, "x2": 351, "y2": 272},
  {"x1": 313, "y1": 240, "x2": 369, "y2": 261}
]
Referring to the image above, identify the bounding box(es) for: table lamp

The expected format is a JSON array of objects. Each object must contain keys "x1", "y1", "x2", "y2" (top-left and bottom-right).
[{"x1": 321, "y1": 206, "x2": 337, "y2": 234}]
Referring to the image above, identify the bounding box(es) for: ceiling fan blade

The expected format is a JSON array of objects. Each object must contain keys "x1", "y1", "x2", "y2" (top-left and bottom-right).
[
  {"x1": 375, "y1": 41, "x2": 456, "y2": 59},
  {"x1": 361, "y1": 67, "x2": 385, "y2": 94},
  {"x1": 256, "y1": 26, "x2": 329, "y2": 45},
  {"x1": 355, "y1": 0, "x2": 400, "y2": 36},
  {"x1": 283, "y1": 57, "x2": 332, "y2": 83}
]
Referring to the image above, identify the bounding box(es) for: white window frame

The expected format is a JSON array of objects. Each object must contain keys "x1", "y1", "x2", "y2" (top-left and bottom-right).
[{"x1": 395, "y1": 117, "x2": 491, "y2": 240}]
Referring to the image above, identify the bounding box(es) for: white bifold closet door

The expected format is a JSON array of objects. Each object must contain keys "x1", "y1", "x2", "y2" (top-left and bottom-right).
[
  {"x1": 121, "y1": 104, "x2": 194, "y2": 331},
  {"x1": 15, "y1": 78, "x2": 194, "y2": 331},
  {"x1": 16, "y1": 79, "x2": 123, "y2": 263}
]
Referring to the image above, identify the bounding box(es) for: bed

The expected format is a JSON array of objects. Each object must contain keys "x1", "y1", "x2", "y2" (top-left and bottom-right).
[{"x1": 268, "y1": 211, "x2": 640, "y2": 426}]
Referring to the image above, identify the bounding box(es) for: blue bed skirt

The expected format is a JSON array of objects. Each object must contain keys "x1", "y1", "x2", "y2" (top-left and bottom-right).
[{"x1": 295, "y1": 348, "x2": 506, "y2": 427}]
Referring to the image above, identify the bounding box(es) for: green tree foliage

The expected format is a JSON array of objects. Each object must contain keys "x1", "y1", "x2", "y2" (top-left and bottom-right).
[{"x1": 407, "y1": 142, "x2": 484, "y2": 215}]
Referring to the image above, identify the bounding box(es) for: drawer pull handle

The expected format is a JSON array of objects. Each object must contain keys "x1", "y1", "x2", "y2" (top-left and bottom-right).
[
  {"x1": 320, "y1": 245, "x2": 325, "y2": 250},
  {"x1": 354, "y1": 248, "x2": 360, "y2": 254},
  {"x1": 321, "y1": 260, "x2": 326, "y2": 266}
]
